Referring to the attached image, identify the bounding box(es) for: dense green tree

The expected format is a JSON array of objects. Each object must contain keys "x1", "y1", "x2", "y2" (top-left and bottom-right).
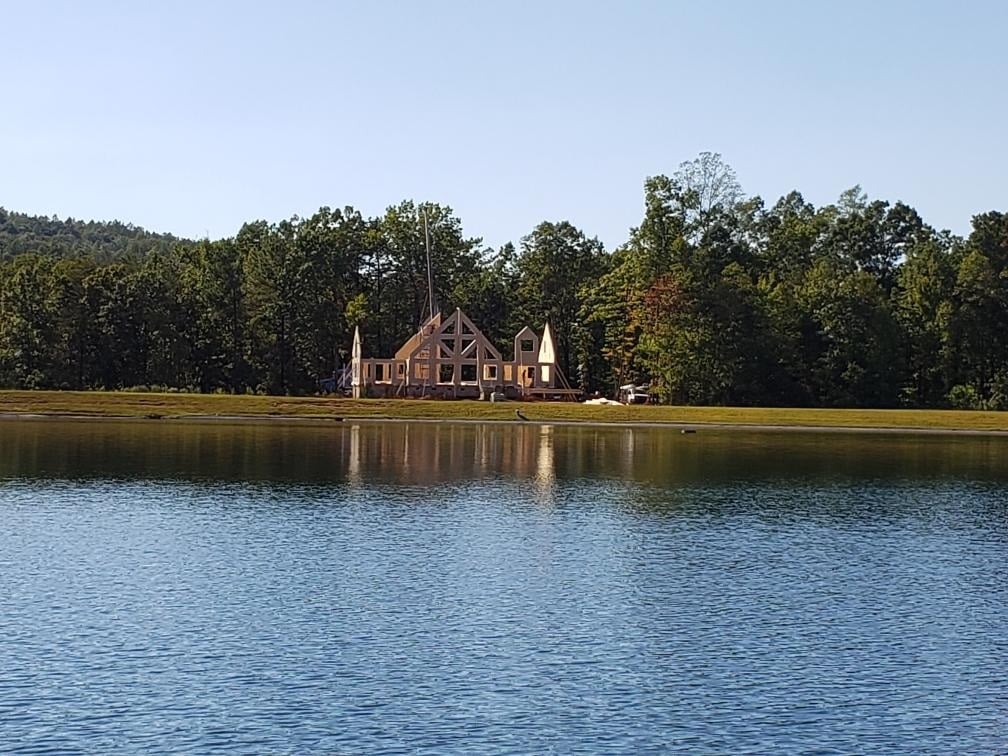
[
  {"x1": 48, "y1": 257, "x2": 96, "y2": 389},
  {"x1": 0, "y1": 254, "x2": 60, "y2": 387},
  {"x1": 754, "y1": 191, "x2": 827, "y2": 405},
  {"x1": 579, "y1": 173, "x2": 696, "y2": 395},
  {"x1": 798, "y1": 260, "x2": 903, "y2": 406},
  {"x1": 637, "y1": 271, "x2": 721, "y2": 403},
  {"x1": 240, "y1": 220, "x2": 302, "y2": 393},
  {"x1": 579, "y1": 247, "x2": 648, "y2": 394},
  {"x1": 289, "y1": 207, "x2": 368, "y2": 384},
  {"x1": 450, "y1": 243, "x2": 520, "y2": 347},
  {"x1": 515, "y1": 221, "x2": 608, "y2": 382},
  {"x1": 943, "y1": 213, "x2": 1008, "y2": 407},
  {"x1": 81, "y1": 263, "x2": 129, "y2": 388},
  {"x1": 175, "y1": 239, "x2": 247, "y2": 391},
  {"x1": 894, "y1": 235, "x2": 957, "y2": 406}
]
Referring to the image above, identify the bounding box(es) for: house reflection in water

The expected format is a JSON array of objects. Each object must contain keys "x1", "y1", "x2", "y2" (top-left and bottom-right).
[
  {"x1": 534, "y1": 425, "x2": 556, "y2": 504},
  {"x1": 343, "y1": 421, "x2": 556, "y2": 493}
]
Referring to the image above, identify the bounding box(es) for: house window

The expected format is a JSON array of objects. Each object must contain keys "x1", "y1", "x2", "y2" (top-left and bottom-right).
[
  {"x1": 484, "y1": 364, "x2": 498, "y2": 380},
  {"x1": 520, "y1": 339, "x2": 534, "y2": 353},
  {"x1": 439, "y1": 364, "x2": 454, "y2": 384},
  {"x1": 461, "y1": 364, "x2": 477, "y2": 382},
  {"x1": 375, "y1": 363, "x2": 385, "y2": 381},
  {"x1": 397, "y1": 363, "x2": 405, "y2": 376}
]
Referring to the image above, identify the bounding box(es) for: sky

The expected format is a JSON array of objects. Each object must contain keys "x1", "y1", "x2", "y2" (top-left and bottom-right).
[{"x1": 3, "y1": 0, "x2": 1006, "y2": 251}]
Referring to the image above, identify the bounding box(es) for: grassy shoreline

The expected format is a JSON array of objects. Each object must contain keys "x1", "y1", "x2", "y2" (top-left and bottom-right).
[{"x1": 1, "y1": 390, "x2": 1007, "y2": 433}]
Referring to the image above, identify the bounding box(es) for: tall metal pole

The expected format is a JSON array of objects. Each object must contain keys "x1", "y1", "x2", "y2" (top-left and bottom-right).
[
  {"x1": 418, "y1": 206, "x2": 436, "y2": 397},
  {"x1": 422, "y1": 206, "x2": 435, "y2": 324}
]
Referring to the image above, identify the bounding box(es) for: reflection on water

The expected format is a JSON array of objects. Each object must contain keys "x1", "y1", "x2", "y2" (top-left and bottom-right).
[
  {"x1": 1, "y1": 419, "x2": 1007, "y2": 754},
  {"x1": 3, "y1": 418, "x2": 1008, "y2": 488}
]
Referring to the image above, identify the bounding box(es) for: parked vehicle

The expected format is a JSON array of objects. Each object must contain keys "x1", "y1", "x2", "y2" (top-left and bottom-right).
[{"x1": 618, "y1": 383, "x2": 650, "y2": 404}]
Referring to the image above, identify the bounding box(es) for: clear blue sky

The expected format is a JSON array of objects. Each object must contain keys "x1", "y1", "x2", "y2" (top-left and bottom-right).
[{"x1": 3, "y1": 1, "x2": 1005, "y2": 250}]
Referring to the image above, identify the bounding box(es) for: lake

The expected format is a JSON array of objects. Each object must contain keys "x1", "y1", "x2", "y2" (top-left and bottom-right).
[{"x1": 1, "y1": 419, "x2": 1006, "y2": 754}]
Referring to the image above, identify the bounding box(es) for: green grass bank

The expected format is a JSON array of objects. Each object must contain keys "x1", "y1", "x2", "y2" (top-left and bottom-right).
[{"x1": 2, "y1": 390, "x2": 1007, "y2": 432}]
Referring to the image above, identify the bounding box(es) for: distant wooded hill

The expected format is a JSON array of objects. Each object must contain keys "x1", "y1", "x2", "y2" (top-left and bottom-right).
[{"x1": 0, "y1": 207, "x2": 187, "y2": 261}]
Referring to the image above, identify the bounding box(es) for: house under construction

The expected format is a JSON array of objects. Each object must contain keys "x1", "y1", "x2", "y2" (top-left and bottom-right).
[{"x1": 349, "y1": 308, "x2": 580, "y2": 400}]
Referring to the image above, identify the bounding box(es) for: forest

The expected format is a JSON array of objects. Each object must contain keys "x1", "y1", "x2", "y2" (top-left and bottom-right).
[{"x1": 2, "y1": 153, "x2": 1007, "y2": 409}]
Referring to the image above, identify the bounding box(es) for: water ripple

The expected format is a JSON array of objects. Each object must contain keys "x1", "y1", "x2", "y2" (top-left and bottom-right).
[{"x1": 1, "y1": 423, "x2": 1007, "y2": 753}]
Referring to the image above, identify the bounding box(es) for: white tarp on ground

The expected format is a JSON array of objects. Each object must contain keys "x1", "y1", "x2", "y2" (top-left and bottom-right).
[{"x1": 583, "y1": 397, "x2": 623, "y2": 405}]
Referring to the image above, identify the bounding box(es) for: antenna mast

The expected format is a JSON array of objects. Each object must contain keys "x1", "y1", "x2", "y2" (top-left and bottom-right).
[
  {"x1": 422, "y1": 206, "x2": 435, "y2": 324},
  {"x1": 417, "y1": 206, "x2": 437, "y2": 398}
]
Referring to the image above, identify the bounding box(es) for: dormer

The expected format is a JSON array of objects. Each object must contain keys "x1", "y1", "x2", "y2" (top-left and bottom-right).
[{"x1": 513, "y1": 326, "x2": 539, "y2": 363}]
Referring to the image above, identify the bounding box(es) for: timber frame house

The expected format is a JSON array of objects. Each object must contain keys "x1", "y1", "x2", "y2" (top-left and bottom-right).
[{"x1": 350, "y1": 308, "x2": 580, "y2": 400}]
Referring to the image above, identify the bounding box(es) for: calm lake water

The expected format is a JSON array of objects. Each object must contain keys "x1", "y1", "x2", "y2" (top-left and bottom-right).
[{"x1": 1, "y1": 419, "x2": 1007, "y2": 754}]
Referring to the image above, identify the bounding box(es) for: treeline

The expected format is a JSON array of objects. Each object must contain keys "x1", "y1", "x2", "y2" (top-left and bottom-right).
[
  {"x1": 0, "y1": 207, "x2": 182, "y2": 261},
  {"x1": 2, "y1": 153, "x2": 1007, "y2": 408}
]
